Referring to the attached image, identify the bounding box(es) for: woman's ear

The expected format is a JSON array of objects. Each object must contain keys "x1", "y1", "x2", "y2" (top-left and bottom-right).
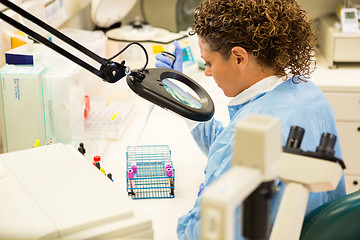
[{"x1": 231, "y1": 46, "x2": 248, "y2": 67}]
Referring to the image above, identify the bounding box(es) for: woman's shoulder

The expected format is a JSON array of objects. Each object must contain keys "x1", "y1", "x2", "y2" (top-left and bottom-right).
[{"x1": 267, "y1": 77, "x2": 325, "y2": 101}]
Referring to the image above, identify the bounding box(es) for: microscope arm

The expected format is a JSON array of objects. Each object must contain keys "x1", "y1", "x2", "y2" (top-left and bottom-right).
[{"x1": 269, "y1": 152, "x2": 343, "y2": 240}]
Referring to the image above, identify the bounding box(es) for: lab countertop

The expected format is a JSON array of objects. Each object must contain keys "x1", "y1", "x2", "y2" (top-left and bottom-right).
[
  {"x1": 84, "y1": 106, "x2": 208, "y2": 240},
  {"x1": 312, "y1": 50, "x2": 360, "y2": 92}
]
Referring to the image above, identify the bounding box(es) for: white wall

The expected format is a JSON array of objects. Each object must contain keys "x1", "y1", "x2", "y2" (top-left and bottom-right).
[{"x1": 298, "y1": 0, "x2": 340, "y2": 20}]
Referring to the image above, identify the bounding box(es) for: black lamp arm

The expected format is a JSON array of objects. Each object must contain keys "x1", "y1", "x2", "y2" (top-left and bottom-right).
[{"x1": 0, "y1": 0, "x2": 127, "y2": 83}]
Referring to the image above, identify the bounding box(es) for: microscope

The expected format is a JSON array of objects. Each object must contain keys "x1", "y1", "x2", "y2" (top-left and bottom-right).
[{"x1": 201, "y1": 115, "x2": 345, "y2": 240}]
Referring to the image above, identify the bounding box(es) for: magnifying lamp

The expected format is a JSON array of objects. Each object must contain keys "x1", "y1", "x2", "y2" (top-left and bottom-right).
[{"x1": 0, "y1": 0, "x2": 214, "y2": 122}]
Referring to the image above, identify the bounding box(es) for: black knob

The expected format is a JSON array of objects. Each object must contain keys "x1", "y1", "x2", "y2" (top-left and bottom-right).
[
  {"x1": 95, "y1": 161, "x2": 101, "y2": 169},
  {"x1": 101, "y1": 62, "x2": 127, "y2": 83},
  {"x1": 77, "y1": 142, "x2": 86, "y2": 155},
  {"x1": 107, "y1": 173, "x2": 113, "y2": 181}
]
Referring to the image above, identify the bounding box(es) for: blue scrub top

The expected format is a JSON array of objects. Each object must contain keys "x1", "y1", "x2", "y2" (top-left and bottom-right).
[{"x1": 177, "y1": 77, "x2": 346, "y2": 240}]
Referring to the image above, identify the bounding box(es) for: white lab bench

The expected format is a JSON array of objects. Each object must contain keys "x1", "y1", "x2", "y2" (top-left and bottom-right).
[{"x1": 84, "y1": 108, "x2": 206, "y2": 240}]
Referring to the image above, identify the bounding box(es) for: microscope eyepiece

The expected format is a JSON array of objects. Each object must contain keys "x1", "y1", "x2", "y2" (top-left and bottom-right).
[
  {"x1": 316, "y1": 133, "x2": 337, "y2": 156},
  {"x1": 285, "y1": 126, "x2": 305, "y2": 149}
]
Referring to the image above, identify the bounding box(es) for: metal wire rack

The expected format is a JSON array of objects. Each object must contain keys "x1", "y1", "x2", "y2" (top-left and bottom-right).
[{"x1": 126, "y1": 145, "x2": 175, "y2": 199}]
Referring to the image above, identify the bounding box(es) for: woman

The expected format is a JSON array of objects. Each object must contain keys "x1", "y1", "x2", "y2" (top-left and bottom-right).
[{"x1": 156, "y1": 0, "x2": 346, "y2": 239}]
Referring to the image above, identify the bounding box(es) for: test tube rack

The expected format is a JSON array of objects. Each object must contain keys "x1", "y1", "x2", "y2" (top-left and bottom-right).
[
  {"x1": 84, "y1": 96, "x2": 134, "y2": 140},
  {"x1": 126, "y1": 145, "x2": 175, "y2": 200}
]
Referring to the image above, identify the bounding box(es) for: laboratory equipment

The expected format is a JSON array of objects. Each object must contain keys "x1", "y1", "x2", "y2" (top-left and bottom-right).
[
  {"x1": 0, "y1": 64, "x2": 53, "y2": 152},
  {"x1": 162, "y1": 78, "x2": 202, "y2": 109},
  {"x1": 295, "y1": 0, "x2": 360, "y2": 68},
  {"x1": 146, "y1": 43, "x2": 200, "y2": 113},
  {"x1": 49, "y1": 63, "x2": 85, "y2": 145},
  {"x1": 176, "y1": 0, "x2": 202, "y2": 31},
  {"x1": 162, "y1": 44, "x2": 176, "y2": 68},
  {"x1": 149, "y1": 42, "x2": 198, "y2": 109},
  {"x1": 5, "y1": 43, "x2": 42, "y2": 65},
  {"x1": 90, "y1": 0, "x2": 137, "y2": 28},
  {"x1": 52, "y1": 28, "x2": 108, "y2": 96},
  {"x1": 319, "y1": 15, "x2": 360, "y2": 68},
  {"x1": 182, "y1": 45, "x2": 196, "y2": 69},
  {"x1": 84, "y1": 96, "x2": 134, "y2": 141},
  {"x1": 201, "y1": 115, "x2": 345, "y2": 240},
  {"x1": 0, "y1": 0, "x2": 214, "y2": 122},
  {"x1": 340, "y1": 8, "x2": 359, "y2": 33},
  {"x1": 126, "y1": 145, "x2": 175, "y2": 199},
  {"x1": 0, "y1": 143, "x2": 153, "y2": 239},
  {"x1": 0, "y1": 47, "x2": 86, "y2": 151}
]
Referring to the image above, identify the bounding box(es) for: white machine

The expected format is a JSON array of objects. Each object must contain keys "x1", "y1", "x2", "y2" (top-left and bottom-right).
[
  {"x1": 91, "y1": 0, "x2": 138, "y2": 29},
  {"x1": 0, "y1": 46, "x2": 87, "y2": 152},
  {"x1": 340, "y1": 8, "x2": 359, "y2": 33},
  {"x1": 201, "y1": 115, "x2": 344, "y2": 240},
  {"x1": 0, "y1": 143, "x2": 153, "y2": 239},
  {"x1": 319, "y1": 14, "x2": 360, "y2": 68}
]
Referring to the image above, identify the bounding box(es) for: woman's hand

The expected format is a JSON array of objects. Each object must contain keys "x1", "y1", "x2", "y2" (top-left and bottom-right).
[{"x1": 155, "y1": 41, "x2": 183, "y2": 73}]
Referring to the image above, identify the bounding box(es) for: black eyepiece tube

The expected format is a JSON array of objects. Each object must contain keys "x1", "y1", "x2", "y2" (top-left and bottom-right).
[
  {"x1": 285, "y1": 126, "x2": 305, "y2": 149},
  {"x1": 316, "y1": 133, "x2": 337, "y2": 156}
]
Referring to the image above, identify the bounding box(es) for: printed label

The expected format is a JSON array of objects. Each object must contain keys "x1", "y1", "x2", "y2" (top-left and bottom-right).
[{"x1": 14, "y1": 78, "x2": 20, "y2": 100}]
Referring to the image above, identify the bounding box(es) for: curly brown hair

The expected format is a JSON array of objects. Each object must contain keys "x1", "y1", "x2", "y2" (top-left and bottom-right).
[{"x1": 191, "y1": 0, "x2": 317, "y2": 78}]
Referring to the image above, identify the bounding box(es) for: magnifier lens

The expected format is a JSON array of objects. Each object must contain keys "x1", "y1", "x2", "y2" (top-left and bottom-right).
[{"x1": 162, "y1": 78, "x2": 202, "y2": 109}]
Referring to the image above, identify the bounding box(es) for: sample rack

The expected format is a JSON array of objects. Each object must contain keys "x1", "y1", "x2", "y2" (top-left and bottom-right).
[{"x1": 126, "y1": 145, "x2": 175, "y2": 199}]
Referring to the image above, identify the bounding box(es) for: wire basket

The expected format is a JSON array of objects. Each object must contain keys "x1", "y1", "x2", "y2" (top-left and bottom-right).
[{"x1": 126, "y1": 145, "x2": 175, "y2": 199}]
